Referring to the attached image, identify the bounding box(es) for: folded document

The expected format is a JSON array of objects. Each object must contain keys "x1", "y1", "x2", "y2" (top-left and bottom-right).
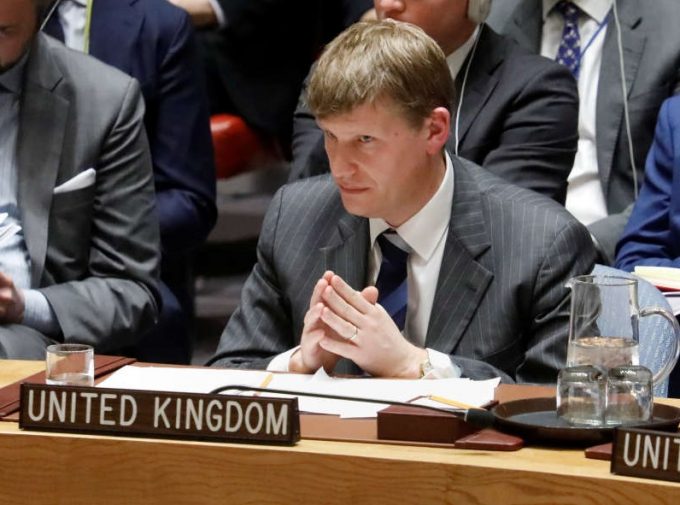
[{"x1": 97, "y1": 366, "x2": 499, "y2": 419}]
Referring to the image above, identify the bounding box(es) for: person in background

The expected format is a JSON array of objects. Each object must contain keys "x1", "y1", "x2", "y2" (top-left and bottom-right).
[
  {"x1": 168, "y1": 0, "x2": 373, "y2": 152},
  {"x1": 43, "y1": 0, "x2": 217, "y2": 364},
  {"x1": 0, "y1": 0, "x2": 160, "y2": 359},
  {"x1": 488, "y1": 0, "x2": 680, "y2": 264},
  {"x1": 209, "y1": 20, "x2": 595, "y2": 384},
  {"x1": 289, "y1": 0, "x2": 579, "y2": 207},
  {"x1": 616, "y1": 96, "x2": 680, "y2": 272}
]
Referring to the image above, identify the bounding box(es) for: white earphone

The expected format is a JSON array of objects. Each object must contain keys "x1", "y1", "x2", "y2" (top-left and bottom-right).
[{"x1": 467, "y1": 0, "x2": 492, "y2": 25}]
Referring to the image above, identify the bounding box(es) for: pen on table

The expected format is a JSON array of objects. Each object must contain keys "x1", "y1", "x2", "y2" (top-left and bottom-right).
[
  {"x1": 254, "y1": 373, "x2": 273, "y2": 396},
  {"x1": 429, "y1": 395, "x2": 479, "y2": 411}
]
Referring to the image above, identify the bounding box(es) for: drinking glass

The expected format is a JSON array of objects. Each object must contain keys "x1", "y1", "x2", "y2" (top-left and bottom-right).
[
  {"x1": 45, "y1": 344, "x2": 94, "y2": 386},
  {"x1": 557, "y1": 365, "x2": 605, "y2": 426},
  {"x1": 605, "y1": 365, "x2": 653, "y2": 426}
]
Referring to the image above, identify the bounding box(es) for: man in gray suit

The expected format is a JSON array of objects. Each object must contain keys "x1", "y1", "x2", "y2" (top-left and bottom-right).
[
  {"x1": 289, "y1": 0, "x2": 579, "y2": 206},
  {"x1": 0, "y1": 0, "x2": 161, "y2": 359},
  {"x1": 210, "y1": 20, "x2": 595, "y2": 383},
  {"x1": 488, "y1": 0, "x2": 680, "y2": 264}
]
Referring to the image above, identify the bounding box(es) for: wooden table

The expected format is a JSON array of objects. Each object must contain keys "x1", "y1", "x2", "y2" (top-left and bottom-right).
[{"x1": 2, "y1": 360, "x2": 680, "y2": 505}]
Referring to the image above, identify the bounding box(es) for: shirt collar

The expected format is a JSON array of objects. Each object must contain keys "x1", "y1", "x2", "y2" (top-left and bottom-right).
[
  {"x1": 446, "y1": 26, "x2": 480, "y2": 79},
  {"x1": 543, "y1": 0, "x2": 613, "y2": 23},
  {"x1": 0, "y1": 50, "x2": 29, "y2": 95},
  {"x1": 369, "y1": 152, "x2": 454, "y2": 262}
]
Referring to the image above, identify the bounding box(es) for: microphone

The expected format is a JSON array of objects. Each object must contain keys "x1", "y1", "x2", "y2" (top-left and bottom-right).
[{"x1": 209, "y1": 385, "x2": 497, "y2": 429}]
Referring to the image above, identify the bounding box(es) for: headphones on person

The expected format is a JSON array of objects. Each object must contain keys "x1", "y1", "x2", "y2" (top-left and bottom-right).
[{"x1": 467, "y1": 0, "x2": 492, "y2": 25}]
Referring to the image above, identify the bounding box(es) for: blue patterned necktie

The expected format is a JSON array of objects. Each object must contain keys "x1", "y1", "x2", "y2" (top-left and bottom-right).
[
  {"x1": 375, "y1": 230, "x2": 409, "y2": 331},
  {"x1": 555, "y1": 1, "x2": 582, "y2": 78}
]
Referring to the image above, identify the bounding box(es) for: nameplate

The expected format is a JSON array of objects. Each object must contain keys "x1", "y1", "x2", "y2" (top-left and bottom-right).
[
  {"x1": 611, "y1": 427, "x2": 680, "y2": 482},
  {"x1": 19, "y1": 384, "x2": 300, "y2": 445}
]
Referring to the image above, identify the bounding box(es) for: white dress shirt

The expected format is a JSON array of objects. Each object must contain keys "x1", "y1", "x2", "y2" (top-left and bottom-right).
[
  {"x1": 269, "y1": 154, "x2": 460, "y2": 379},
  {"x1": 446, "y1": 26, "x2": 480, "y2": 80},
  {"x1": 541, "y1": 0, "x2": 613, "y2": 225},
  {"x1": 56, "y1": 0, "x2": 89, "y2": 52}
]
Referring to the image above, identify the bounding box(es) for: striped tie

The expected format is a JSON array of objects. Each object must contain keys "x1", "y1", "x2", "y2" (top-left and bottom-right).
[
  {"x1": 555, "y1": 1, "x2": 582, "y2": 79},
  {"x1": 375, "y1": 231, "x2": 409, "y2": 331}
]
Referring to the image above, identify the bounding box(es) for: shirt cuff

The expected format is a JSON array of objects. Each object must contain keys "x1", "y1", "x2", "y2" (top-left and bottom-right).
[
  {"x1": 423, "y1": 348, "x2": 461, "y2": 379},
  {"x1": 267, "y1": 345, "x2": 301, "y2": 372},
  {"x1": 21, "y1": 289, "x2": 60, "y2": 336},
  {"x1": 206, "y1": 0, "x2": 226, "y2": 28}
]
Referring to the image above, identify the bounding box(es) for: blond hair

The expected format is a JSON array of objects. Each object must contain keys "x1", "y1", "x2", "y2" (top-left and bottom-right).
[{"x1": 307, "y1": 20, "x2": 455, "y2": 128}]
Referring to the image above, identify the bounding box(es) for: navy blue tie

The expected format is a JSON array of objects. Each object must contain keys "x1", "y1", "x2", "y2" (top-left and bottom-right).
[
  {"x1": 555, "y1": 1, "x2": 582, "y2": 79},
  {"x1": 375, "y1": 231, "x2": 409, "y2": 331}
]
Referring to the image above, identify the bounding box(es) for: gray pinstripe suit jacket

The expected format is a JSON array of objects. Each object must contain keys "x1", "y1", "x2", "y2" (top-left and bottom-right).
[{"x1": 211, "y1": 156, "x2": 596, "y2": 383}]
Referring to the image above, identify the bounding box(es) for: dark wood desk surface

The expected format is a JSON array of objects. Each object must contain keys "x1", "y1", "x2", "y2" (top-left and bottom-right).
[{"x1": 1, "y1": 360, "x2": 679, "y2": 505}]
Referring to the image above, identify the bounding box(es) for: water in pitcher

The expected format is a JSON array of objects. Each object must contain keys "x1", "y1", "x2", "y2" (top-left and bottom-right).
[{"x1": 567, "y1": 336, "x2": 639, "y2": 372}]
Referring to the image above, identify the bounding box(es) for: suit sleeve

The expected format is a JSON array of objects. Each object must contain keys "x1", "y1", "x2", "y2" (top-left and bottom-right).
[
  {"x1": 517, "y1": 219, "x2": 596, "y2": 383},
  {"x1": 40, "y1": 79, "x2": 161, "y2": 352},
  {"x1": 209, "y1": 187, "x2": 297, "y2": 368},
  {"x1": 481, "y1": 60, "x2": 578, "y2": 204},
  {"x1": 151, "y1": 12, "x2": 216, "y2": 255},
  {"x1": 616, "y1": 100, "x2": 680, "y2": 270}
]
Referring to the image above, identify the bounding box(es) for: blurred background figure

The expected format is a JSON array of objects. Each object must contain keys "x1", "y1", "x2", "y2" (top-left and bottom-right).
[
  {"x1": 489, "y1": 0, "x2": 680, "y2": 264},
  {"x1": 0, "y1": 0, "x2": 160, "y2": 359},
  {"x1": 289, "y1": 0, "x2": 579, "y2": 207},
  {"x1": 169, "y1": 0, "x2": 373, "y2": 155},
  {"x1": 43, "y1": 0, "x2": 217, "y2": 364},
  {"x1": 616, "y1": 96, "x2": 680, "y2": 272}
]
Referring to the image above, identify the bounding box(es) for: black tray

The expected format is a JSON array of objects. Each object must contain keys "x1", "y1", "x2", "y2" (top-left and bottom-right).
[{"x1": 492, "y1": 397, "x2": 680, "y2": 446}]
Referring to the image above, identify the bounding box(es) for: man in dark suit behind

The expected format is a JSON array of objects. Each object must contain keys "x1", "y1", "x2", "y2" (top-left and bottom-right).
[
  {"x1": 43, "y1": 0, "x2": 217, "y2": 363},
  {"x1": 488, "y1": 0, "x2": 680, "y2": 264},
  {"x1": 289, "y1": 0, "x2": 579, "y2": 206},
  {"x1": 210, "y1": 20, "x2": 595, "y2": 383},
  {"x1": 0, "y1": 0, "x2": 160, "y2": 359},
  {"x1": 169, "y1": 0, "x2": 373, "y2": 150}
]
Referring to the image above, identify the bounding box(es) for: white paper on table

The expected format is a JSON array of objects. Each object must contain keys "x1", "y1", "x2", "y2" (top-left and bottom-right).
[
  {"x1": 97, "y1": 365, "x2": 500, "y2": 419},
  {"x1": 97, "y1": 365, "x2": 272, "y2": 394},
  {"x1": 267, "y1": 368, "x2": 499, "y2": 418}
]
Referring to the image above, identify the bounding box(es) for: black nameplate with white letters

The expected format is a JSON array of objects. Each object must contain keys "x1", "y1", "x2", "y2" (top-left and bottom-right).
[
  {"x1": 19, "y1": 383, "x2": 299, "y2": 445},
  {"x1": 611, "y1": 427, "x2": 680, "y2": 482}
]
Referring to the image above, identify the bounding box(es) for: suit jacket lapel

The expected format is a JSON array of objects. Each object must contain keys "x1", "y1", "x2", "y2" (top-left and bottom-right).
[
  {"x1": 89, "y1": 0, "x2": 143, "y2": 73},
  {"x1": 456, "y1": 26, "x2": 504, "y2": 144},
  {"x1": 320, "y1": 213, "x2": 369, "y2": 291},
  {"x1": 426, "y1": 159, "x2": 493, "y2": 353},
  {"x1": 17, "y1": 35, "x2": 68, "y2": 287},
  {"x1": 596, "y1": 0, "x2": 644, "y2": 194}
]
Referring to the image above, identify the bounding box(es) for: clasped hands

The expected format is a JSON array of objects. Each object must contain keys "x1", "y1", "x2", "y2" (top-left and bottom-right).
[{"x1": 290, "y1": 271, "x2": 427, "y2": 378}]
